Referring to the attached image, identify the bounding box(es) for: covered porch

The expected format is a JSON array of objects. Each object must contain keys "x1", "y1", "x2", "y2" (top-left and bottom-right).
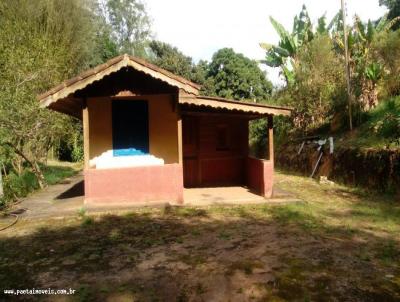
[{"x1": 179, "y1": 95, "x2": 282, "y2": 198}]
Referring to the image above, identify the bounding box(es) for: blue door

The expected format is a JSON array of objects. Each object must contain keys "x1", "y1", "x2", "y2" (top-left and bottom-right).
[{"x1": 112, "y1": 100, "x2": 149, "y2": 156}]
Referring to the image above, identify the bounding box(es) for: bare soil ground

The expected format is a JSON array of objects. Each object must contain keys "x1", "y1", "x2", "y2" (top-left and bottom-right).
[{"x1": 0, "y1": 172, "x2": 399, "y2": 301}]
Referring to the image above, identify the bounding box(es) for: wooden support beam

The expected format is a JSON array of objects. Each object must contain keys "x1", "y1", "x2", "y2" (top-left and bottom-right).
[
  {"x1": 268, "y1": 115, "x2": 274, "y2": 164},
  {"x1": 181, "y1": 110, "x2": 260, "y2": 120},
  {"x1": 177, "y1": 108, "x2": 183, "y2": 165},
  {"x1": 82, "y1": 100, "x2": 90, "y2": 169}
]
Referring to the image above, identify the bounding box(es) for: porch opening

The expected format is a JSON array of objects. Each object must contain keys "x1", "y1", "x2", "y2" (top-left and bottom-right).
[{"x1": 182, "y1": 107, "x2": 274, "y2": 195}]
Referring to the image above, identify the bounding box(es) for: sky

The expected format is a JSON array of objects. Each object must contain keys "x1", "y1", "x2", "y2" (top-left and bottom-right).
[{"x1": 145, "y1": 0, "x2": 388, "y2": 85}]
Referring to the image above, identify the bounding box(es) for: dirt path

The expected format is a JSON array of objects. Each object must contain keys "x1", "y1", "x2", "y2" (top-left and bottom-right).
[{"x1": 0, "y1": 172, "x2": 399, "y2": 301}]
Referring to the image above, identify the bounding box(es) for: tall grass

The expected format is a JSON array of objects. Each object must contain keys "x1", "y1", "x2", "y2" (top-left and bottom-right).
[
  {"x1": 0, "y1": 164, "x2": 77, "y2": 210},
  {"x1": 338, "y1": 96, "x2": 400, "y2": 149}
]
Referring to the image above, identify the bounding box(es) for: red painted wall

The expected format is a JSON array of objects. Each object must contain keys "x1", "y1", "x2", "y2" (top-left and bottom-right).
[
  {"x1": 183, "y1": 115, "x2": 249, "y2": 187},
  {"x1": 84, "y1": 164, "x2": 183, "y2": 205},
  {"x1": 246, "y1": 157, "x2": 274, "y2": 198}
]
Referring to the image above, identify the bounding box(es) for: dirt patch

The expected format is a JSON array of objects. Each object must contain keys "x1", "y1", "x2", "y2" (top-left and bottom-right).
[{"x1": 0, "y1": 173, "x2": 399, "y2": 301}]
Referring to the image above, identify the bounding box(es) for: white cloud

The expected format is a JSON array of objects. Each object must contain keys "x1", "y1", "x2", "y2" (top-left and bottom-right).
[{"x1": 145, "y1": 0, "x2": 387, "y2": 85}]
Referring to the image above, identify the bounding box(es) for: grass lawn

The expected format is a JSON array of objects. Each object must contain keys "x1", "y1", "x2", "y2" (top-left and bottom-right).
[
  {"x1": 0, "y1": 172, "x2": 399, "y2": 301},
  {"x1": 42, "y1": 161, "x2": 81, "y2": 186}
]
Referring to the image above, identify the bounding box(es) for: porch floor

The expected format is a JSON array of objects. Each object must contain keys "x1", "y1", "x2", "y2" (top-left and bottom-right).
[{"x1": 183, "y1": 186, "x2": 266, "y2": 206}]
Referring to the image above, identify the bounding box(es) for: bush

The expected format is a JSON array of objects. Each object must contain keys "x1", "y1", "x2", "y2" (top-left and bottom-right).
[
  {"x1": 373, "y1": 31, "x2": 400, "y2": 98},
  {"x1": 370, "y1": 96, "x2": 400, "y2": 145},
  {"x1": 0, "y1": 170, "x2": 38, "y2": 208},
  {"x1": 288, "y1": 35, "x2": 346, "y2": 132},
  {"x1": 0, "y1": 164, "x2": 76, "y2": 210}
]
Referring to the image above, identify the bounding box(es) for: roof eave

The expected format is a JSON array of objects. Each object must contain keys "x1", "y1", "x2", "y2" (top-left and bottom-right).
[
  {"x1": 38, "y1": 54, "x2": 201, "y2": 108},
  {"x1": 179, "y1": 96, "x2": 292, "y2": 116}
]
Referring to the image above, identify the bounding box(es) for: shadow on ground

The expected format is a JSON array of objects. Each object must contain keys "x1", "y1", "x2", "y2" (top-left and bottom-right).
[
  {"x1": 55, "y1": 181, "x2": 84, "y2": 200},
  {"x1": 0, "y1": 204, "x2": 399, "y2": 301}
]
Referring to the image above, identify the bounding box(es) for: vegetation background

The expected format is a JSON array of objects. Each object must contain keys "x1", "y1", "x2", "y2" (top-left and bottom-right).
[{"x1": 0, "y1": 0, "x2": 399, "y2": 208}]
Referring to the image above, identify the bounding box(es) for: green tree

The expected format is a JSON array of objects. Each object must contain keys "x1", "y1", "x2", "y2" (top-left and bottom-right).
[
  {"x1": 100, "y1": 0, "x2": 152, "y2": 57},
  {"x1": 372, "y1": 30, "x2": 400, "y2": 97},
  {"x1": 332, "y1": 14, "x2": 400, "y2": 110},
  {"x1": 88, "y1": 1, "x2": 119, "y2": 66},
  {"x1": 147, "y1": 41, "x2": 216, "y2": 95},
  {"x1": 289, "y1": 35, "x2": 346, "y2": 131},
  {"x1": 207, "y1": 48, "x2": 272, "y2": 101},
  {"x1": 260, "y1": 5, "x2": 315, "y2": 85},
  {"x1": 261, "y1": 6, "x2": 341, "y2": 86},
  {"x1": 192, "y1": 60, "x2": 216, "y2": 96},
  {"x1": 380, "y1": 0, "x2": 400, "y2": 29},
  {"x1": 0, "y1": 0, "x2": 99, "y2": 188},
  {"x1": 148, "y1": 40, "x2": 196, "y2": 80}
]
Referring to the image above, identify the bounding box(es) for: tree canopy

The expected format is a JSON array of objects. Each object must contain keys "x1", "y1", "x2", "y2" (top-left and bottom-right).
[
  {"x1": 0, "y1": 0, "x2": 156, "y2": 205},
  {"x1": 0, "y1": 0, "x2": 101, "y2": 187},
  {"x1": 148, "y1": 40, "x2": 196, "y2": 80},
  {"x1": 100, "y1": 0, "x2": 152, "y2": 57},
  {"x1": 207, "y1": 48, "x2": 272, "y2": 101},
  {"x1": 380, "y1": 0, "x2": 400, "y2": 29}
]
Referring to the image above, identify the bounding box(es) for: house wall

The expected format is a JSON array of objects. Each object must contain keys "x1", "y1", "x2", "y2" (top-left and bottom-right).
[
  {"x1": 183, "y1": 115, "x2": 249, "y2": 187},
  {"x1": 198, "y1": 116, "x2": 248, "y2": 186},
  {"x1": 88, "y1": 98, "x2": 113, "y2": 162},
  {"x1": 246, "y1": 157, "x2": 274, "y2": 198},
  {"x1": 84, "y1": 163, "x2": 184, "y2": 204},
  {"x1": 87, "y1": 94, "x2": 179, "y2": 166}
]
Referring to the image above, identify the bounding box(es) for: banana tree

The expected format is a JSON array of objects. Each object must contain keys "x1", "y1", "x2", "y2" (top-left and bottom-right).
[
  {"x1": 334, "y1": 14, "x2": 400, "y2": 109},
  {"x1": 260, "y1": 5, "x2": 327, "y2": 86},
  {"x1": 259, "y1": 15, "x2": 299, "y2": 85}
]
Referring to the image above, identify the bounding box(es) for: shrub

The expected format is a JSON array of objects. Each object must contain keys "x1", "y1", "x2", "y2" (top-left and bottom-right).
[
  {"x1": 0, "y1": 170, "x2": 38, "y2": 209},
  {"x1": 370, "y1": 96, "x2": 400, "y2": 145},
  {"x1": 0, "y1": 164, "x2": 76, "y2": 210}
]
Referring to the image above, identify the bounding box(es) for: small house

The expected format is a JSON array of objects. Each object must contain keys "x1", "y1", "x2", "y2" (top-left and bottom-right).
[{"x1": 38, "y1": 54, "x2": 291, "y2": 205}]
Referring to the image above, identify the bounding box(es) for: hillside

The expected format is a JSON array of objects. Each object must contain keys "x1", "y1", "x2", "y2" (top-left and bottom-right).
[{"x1": 337, "y1": 96, "x2": 400, "y2": 150}]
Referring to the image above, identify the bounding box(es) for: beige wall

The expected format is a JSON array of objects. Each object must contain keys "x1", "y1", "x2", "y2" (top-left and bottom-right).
[
  {"x1": 88, "y1": 98, "x2": 113, "y2": 161},
  {"x1": 87, "y1": 94, "x2": 179, "y2": 166},
  {"x1": 148, "y1": 95, "x2": 179, "y2": 163}
]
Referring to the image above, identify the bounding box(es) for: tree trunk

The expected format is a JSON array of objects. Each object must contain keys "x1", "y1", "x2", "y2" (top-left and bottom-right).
[
  {"x1": 32, "y1": 161, "x2": 46, "y2": 189},
  {"x1": 11, "y1": 157, "x2": 23, "y2": 176},
  {"x1": 5, "y1": 142, "x2": 47, "y2": 189}
]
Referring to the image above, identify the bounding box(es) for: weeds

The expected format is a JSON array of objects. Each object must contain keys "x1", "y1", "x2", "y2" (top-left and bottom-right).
[
  {"x1": 0, "y1": 163, "x2": 78, "y2": 210},
  {"x1": 376, "y1": 240, "x2": 400, "y2": 264}
]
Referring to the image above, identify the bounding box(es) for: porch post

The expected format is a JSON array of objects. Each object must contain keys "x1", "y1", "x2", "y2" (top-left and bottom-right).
[
  {"x1": 177, "y1": 108, "x2": 183, "y2": 165},
  {"x1": 82, "y1": 100, "x2": 90, "y2": 169},
  {"x1": 268, "y1": 114, "x2": 274, "y2": 165}
]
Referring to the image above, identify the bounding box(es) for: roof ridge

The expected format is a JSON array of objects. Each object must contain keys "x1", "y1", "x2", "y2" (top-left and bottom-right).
[{"x1": 38, "y1": 54, "x2": 201, "y2": 102}]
